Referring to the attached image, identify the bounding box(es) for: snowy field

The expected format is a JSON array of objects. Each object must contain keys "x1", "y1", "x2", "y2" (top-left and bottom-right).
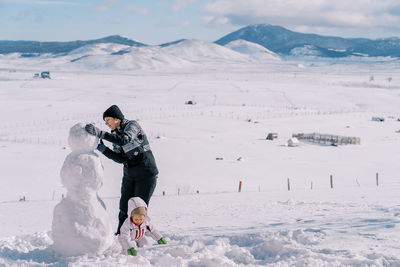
[{"x1": 0, "y1": 46, "x2": 400, "y2": 266}]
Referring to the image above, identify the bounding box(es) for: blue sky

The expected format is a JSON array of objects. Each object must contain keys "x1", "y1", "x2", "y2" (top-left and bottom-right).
[{"x1": 1, "y1": 0, "x2": 400, "y2": 44}]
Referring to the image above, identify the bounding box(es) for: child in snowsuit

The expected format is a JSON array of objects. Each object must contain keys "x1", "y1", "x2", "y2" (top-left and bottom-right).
[{"x1": 119, "y1": 197, "x2": 166, "y2": 256}]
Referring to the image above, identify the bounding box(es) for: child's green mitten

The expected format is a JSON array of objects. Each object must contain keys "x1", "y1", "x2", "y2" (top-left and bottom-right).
[
  {"x1": 158, "y1": 237, "x2": 167, "y2": 244},
  {"x1": 127, "y1": 247, "x2": 137, "y2": 256}
]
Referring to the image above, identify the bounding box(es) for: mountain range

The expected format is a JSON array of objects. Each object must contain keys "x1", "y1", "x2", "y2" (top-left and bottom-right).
[
  {"x1": 0, "y1": 35, "x2": 145, "y2": 55},
  {"x1": 1, "y1": 24, "x2": 400, "y2": 58},
  {"x1": 215, "y1": 24, "x2": 400, "y2": 58}
]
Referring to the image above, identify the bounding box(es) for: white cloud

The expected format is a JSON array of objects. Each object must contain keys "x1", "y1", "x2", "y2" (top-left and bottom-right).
[
  {"x1": 203, "y1": 0, "x2": 400, "y2": 36},
  {"x1": 204, "y1": 0, "x2": 232, "y2": 13},
  {"x1": 156, "y1": 19, "x2": 191, "y2": 28},
  {"x1": 202, "y1": 16, "x2": 214, "y2": 23},
  {"x1": 171, "y1": 0, "x2": 196, "y2": 11},
  {"x1": 92, "y1": 0, "x2": 118, "y2": 13},
  {"x1": 91, "y1": 1, "x2": 148, "y2": 16},
  {"x1": 202, "y1": 15, "x2": 231, "y2": 29},
  {"x1": 125, "y1": 4, "x2": 149, "y2": 15},
  {"x1": 16, "y1": 11, "x2": 29, "y2": 21}
]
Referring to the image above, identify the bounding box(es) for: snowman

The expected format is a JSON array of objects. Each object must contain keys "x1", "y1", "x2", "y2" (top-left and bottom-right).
[{"x1": 51, "y1": 122, "x2": 113, "y2": 256}]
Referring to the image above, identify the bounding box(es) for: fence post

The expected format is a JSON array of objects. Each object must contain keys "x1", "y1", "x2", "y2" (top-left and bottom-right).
[
  {"x1": 330, "y1": 175, "x2": 333, "y2": 189},
  {"x1": 287, "y1": 178, "x2": 291, "y2": 191},
  {"x1": 376, "y1": 173, "x2": 379, "y2": 187},
  {"x1": 238, "y1": 181, "x2": 242, "y2": 192}
]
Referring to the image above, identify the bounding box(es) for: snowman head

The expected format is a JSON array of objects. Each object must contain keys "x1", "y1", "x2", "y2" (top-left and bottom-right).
[{"x1": 68, "y1": 123, "x2": 98, "y2": 153}]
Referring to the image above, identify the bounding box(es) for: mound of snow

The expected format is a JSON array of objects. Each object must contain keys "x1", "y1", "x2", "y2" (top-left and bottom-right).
[
  {"x1": 69, "y1": 46, "x2": 194, "y2": 70},
  {"x1": 2, "y1": 228, "x2": 399, "y2": 266},
  {"x1": 68, "y1": 40, "x2": 253, "y2": 70},
  {"x1": 290, "y1": 45, "x2": 323, "y2": 57},
  {"x1": 161, "y1": 39, "x2": 249, "y2": 62},
  {"x1": 68, "y1": 43, "x2": 130, "y2": 56},
  {"x1": 225, "y1": 39, "x2": 281, "y2": 61}
]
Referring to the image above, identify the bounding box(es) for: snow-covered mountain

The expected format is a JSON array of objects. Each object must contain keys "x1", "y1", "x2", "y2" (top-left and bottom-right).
[
  {"x1": 69, "y1": 45, "x2": 194, "y2": 70},
  {"x1": 215, "y1": 24, "x2": 400, "y2": 58},
  {"x1": 70, "y1": 40, "x2": 251, "y2": 70},
  {"x1": 159, "y1": 39, "x2": 187, "y2": 47},
  {"x1": 67, "y1": 43, "x2": 131, "y2": 56},
  {"x1": 2, "y1": 39, "x2": 258, "y2": 71},
  {"x1": 288, "y1": 44, "x2": 351, "y2": 58},
  {"x1": 2, "y1": 29, "x2": 400, "y2": 73},
  {"x1": 224, "y1": 39, "x2": 281, "y2": 61},
  {"x1": 3, "y1": 25, "x2": 400, "y2": 59},
  {"x1": 0, "y1": 35, "x2": 146, "y2": 55},
  {"x1": 160, "y1": 39, "x2": 248, "y2": 62}
]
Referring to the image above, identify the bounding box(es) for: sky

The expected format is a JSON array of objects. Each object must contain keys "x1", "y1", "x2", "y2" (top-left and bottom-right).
[{"x1": 1, "y1": 0, "x2": 400, "y2": 44}]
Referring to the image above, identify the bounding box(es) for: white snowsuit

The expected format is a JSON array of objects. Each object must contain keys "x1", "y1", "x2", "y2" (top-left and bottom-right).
[{"x1": 119, "y1": 197, "x2": 163, "y2": 252}]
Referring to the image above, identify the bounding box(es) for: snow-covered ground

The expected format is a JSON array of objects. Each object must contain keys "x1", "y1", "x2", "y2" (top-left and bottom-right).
[{"x1": 0, "y1": 45, "x2": 400, "y2": 266}]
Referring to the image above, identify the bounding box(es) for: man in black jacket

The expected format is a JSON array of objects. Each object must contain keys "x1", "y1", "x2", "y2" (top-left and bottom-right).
[{"x1": 85, "y1": 105, "x2": 158, "y2": 235}]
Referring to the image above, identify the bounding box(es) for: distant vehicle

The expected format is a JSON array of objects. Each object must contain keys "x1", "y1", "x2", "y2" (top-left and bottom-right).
[
  {"x1": 33, "y1": 73, "x2": 40, "y2": 78},
  {"x1": 41, "y1": 71, "x2": 51, "y2": 79},
  {"x1": 266, "y1": 133, "x2": 278, "y2": 140},
  {"x1": 372, "y1": 117, "x2": 384, "y2": 122},
  {"x1": 185, "y1": 100, "x2": 196, "y2": 105}
]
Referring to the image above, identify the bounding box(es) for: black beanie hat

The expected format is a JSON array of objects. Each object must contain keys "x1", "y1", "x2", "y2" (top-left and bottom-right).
[{"x1": 103, "y1": 105, "x2": 124, "y2": 120}]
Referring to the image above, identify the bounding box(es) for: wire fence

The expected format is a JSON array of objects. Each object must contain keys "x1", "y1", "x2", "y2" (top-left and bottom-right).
[
  {"x1": 1, "y1": 172, "x2": 399, "y2": 205},
  {"x1": 0, "y1": 105, "x2": 376, "y2": 147}
]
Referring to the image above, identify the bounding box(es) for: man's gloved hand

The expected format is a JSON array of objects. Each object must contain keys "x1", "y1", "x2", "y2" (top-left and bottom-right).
[
  {"x1": 127, "y1": 247, "x2": 137, "y2": 256},
  {"x1": 97, "y1": 139, "x2": 107, "y2": 153},
  {"x1": 85, "y1": 124, "x2": 105, "y2": 139},
  {"x1": 157, "y1": 237, "x2": 167, "y2": 244}
]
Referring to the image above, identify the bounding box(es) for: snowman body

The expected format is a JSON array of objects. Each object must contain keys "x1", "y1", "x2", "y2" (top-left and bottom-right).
[{"x1": 52, "y1": 123, "x2": 112, "y2": 256}]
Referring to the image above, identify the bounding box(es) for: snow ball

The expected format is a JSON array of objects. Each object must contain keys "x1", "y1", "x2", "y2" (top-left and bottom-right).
[
  {"x1": 60, "y1": 153, "x2": 103, "y2": 192},
  {"x1": 290, "y1": 229, "x2": 321, "y2": 245},
  {"x1": 150, "y1": 253, "x2": 184, "y2": 267},
  {"x1": 287, "y1": 137, "x2": 299, "y2": 147},
  {"x1": 52, "y1": 198, "x2": 113, "y2": 256},
  {"x1": 251, "y1": 238, "x2": 285, "y2": 260},
  {"x1": 225, "y1": 246, "x2": 255, "y2": 265},
  {"x1": 68, "y1": 122, "x2": 98, "y2": 153}
]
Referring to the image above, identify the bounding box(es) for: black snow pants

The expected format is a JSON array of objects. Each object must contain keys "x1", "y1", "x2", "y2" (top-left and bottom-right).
[{"x1": 116, "y1": 175, "x2": 157, "y2": 234}]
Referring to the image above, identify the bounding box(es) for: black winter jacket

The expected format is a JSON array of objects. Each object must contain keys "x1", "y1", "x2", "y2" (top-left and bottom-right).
[{"x1": 101, "y1": 119, "x2": 158, "y2": 181}]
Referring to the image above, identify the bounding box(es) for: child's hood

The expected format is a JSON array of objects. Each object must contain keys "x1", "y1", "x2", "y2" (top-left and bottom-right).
[{"x1": 127, "y1": 197, "x2": 148, "y2": 216}]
